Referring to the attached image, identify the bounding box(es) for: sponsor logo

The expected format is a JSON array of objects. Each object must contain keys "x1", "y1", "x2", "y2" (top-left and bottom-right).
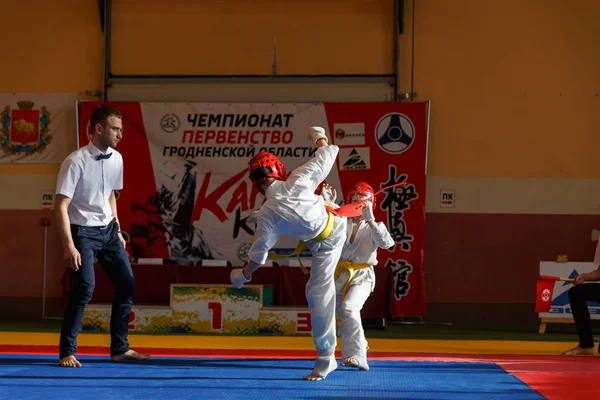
[
  {"x1": 333, "y1": 123, "x2": 365, "y2": 146},
  {"x1": 340, "y1": 147, "x2": 370, "y2": 170},
  {"x1": 161, "y1": 113, "x2": 180, "y2": 133},
  {"x1": 374, "y1": 113, "x2": 415, "y2": 154}
]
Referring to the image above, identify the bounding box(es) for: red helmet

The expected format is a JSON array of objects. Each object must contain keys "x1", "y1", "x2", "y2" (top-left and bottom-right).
[
  {"x1": 347, "y1": 182, "x2": 376, "y2": 210},
  {"x1": 248, "y1": 152, "x2": 286, "y2": 193}
]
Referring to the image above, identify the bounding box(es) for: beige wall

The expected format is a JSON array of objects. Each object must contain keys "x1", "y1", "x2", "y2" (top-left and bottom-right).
[
  {"x1": 400, "y1": 0, "x2": 600, "y2": 179},
  {"x1": 3, "y1": 0, "x2": 599, "y2": 190},
  {"x1": 0, "y1": 1, "x2": 103, "y2": 93},
  {"x1": 111, "y1": 0, "x2": 394, "y2": 75}
]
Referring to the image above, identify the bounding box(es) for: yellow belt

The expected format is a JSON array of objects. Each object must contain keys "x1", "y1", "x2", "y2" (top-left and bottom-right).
[
  {"x1": 335, "y1": 260, "x2": 372, "y2": 301},
  {"x1": 267, "y1": 212, "x2": 335, "y2": 275}
]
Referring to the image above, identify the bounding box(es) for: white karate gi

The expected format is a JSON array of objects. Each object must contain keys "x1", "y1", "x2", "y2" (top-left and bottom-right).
[
  {"x1": 248, "y1": 144, "x2": 347, "y2": 361},
  {"x1": 335, "y1": 219, "x2": 394, "y2": 367}
]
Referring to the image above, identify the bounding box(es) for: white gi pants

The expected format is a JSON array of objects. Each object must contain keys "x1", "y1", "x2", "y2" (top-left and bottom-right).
[
  {"x1": 335, "y1": 267, "x2": 375, "y2": 363},
  {"x1": 304, "y1": 215, "x2": 347, "y2": 357}
]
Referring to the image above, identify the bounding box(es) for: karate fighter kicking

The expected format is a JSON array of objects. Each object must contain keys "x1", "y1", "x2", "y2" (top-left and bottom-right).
[{"x1": 230, "y1": 126, "x2": 348, "y2": 381}]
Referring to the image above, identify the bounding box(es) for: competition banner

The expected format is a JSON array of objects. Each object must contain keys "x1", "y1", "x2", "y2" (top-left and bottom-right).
[
  {"x1": 78, "y1": 101, "x2": 429, "y2": 317},
  {"x1": 0, "y1": 93, "x2": 78, "y2": 163}
]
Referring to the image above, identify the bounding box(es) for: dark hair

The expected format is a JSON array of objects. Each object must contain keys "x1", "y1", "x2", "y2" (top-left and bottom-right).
[{"x1": 90, "y1": 105, "x2": 122, "y2": 130}]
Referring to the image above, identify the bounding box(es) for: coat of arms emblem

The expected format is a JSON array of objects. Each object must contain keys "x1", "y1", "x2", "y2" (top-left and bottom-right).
[{"x1": 1, "y1": 100, "x2": 52, "y2": 155}]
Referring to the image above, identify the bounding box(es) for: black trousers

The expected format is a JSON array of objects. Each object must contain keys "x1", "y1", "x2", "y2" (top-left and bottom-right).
[
  {"x1": 568, "y1": 283, "x2": 600, "y2": 349},
  {"x1": 59, "y1": 219, "x2": 135, "y2": 358}
]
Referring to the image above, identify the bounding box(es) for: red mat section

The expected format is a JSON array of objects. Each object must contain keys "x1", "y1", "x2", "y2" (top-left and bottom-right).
[
  {"x1": 382, "y1": 353, "x2": 600, "y2": 400},
  {"x1": 495, "y1": 355, "x2": 600, "y2": 400}
]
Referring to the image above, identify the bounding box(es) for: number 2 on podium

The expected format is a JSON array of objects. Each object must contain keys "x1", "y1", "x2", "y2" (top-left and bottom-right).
[{"x1": 208, "y1": 302, "x2": 222, "y2": 330}]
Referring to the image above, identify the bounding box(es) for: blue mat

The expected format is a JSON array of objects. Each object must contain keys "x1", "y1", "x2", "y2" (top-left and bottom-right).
[{"x1": 0, "y1": 355, "x2": 543, "y2": 400}]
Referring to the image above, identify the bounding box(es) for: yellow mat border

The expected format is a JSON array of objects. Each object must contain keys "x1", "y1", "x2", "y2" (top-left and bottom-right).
[{"x1": 0, "y1": 332, "x2": 592, "y2": 356}]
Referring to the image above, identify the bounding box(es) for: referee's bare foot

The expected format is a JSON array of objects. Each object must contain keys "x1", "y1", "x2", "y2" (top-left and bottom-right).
[
  {"x1": 562, "y1": 346, "x2": 594, "y2": 356},
  {"x1": 111, "y1": 349, "x2": 151, "y2": 362},
  {"x1": 59, "y1": 355, "x2": 82, "y2": 367}
]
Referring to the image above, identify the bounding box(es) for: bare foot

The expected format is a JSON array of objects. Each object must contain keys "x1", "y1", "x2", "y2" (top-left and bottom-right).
[
  {"x1": 342, "y1": 357, "x2": 369, "y2": 371},
  {"x1": 563, "y1": 346, "x2": 595, "y2": 356},
  {"x1": 303, "y1": 373, "x2": 324, "y2": 381},
  {"x1": 59, "y1": 355, "x2": 82, "y2": 368},
  {"x1": 342, "y1": 357, "x2": 360, "y2": 367},
  {"x1": 111, "y1": 349, "x2": 152, "y2": 362},
  {"x1": 302, "y1": 355, "x2": 337, "y2": 381}
]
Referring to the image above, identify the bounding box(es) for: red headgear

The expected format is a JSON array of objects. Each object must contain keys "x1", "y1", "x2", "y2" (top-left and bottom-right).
[
  {"x1": 347, "y1": 182, "x2": 376, "y2": 210},
  {"x1": 248, "y1": 152, "x2": 286, "y2": 194}
]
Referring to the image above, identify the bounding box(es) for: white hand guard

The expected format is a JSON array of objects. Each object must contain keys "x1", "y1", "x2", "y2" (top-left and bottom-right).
[
  {"x1": 307, "y1": 126, "x2": 328, "y2": 144},
  {"x1": 230, "y1": 268, "x2": 251, "y2": 289},
  {"x1": 362, "y1": 200, "x2": 375, "y2": 222},
  {"x1": 321, "y1": 186, "x2": 334, "y2": 202},
  {"x1": 246, "y1": 210, "x2": 260, "y2": 225}
]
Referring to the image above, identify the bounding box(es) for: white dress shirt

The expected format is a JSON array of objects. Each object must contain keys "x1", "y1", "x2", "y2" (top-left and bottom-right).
[
  {"x1": 55, "y1": 142, "x2": 123, "y2": 227},
  {"x1": 248, "y1": 144, "x2": 339, "y2": 264}
]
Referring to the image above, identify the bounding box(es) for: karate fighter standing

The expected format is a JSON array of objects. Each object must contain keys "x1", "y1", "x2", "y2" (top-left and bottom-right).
[{"x1": 323, "y1": 182, "x2": 394, "y2": 371}]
